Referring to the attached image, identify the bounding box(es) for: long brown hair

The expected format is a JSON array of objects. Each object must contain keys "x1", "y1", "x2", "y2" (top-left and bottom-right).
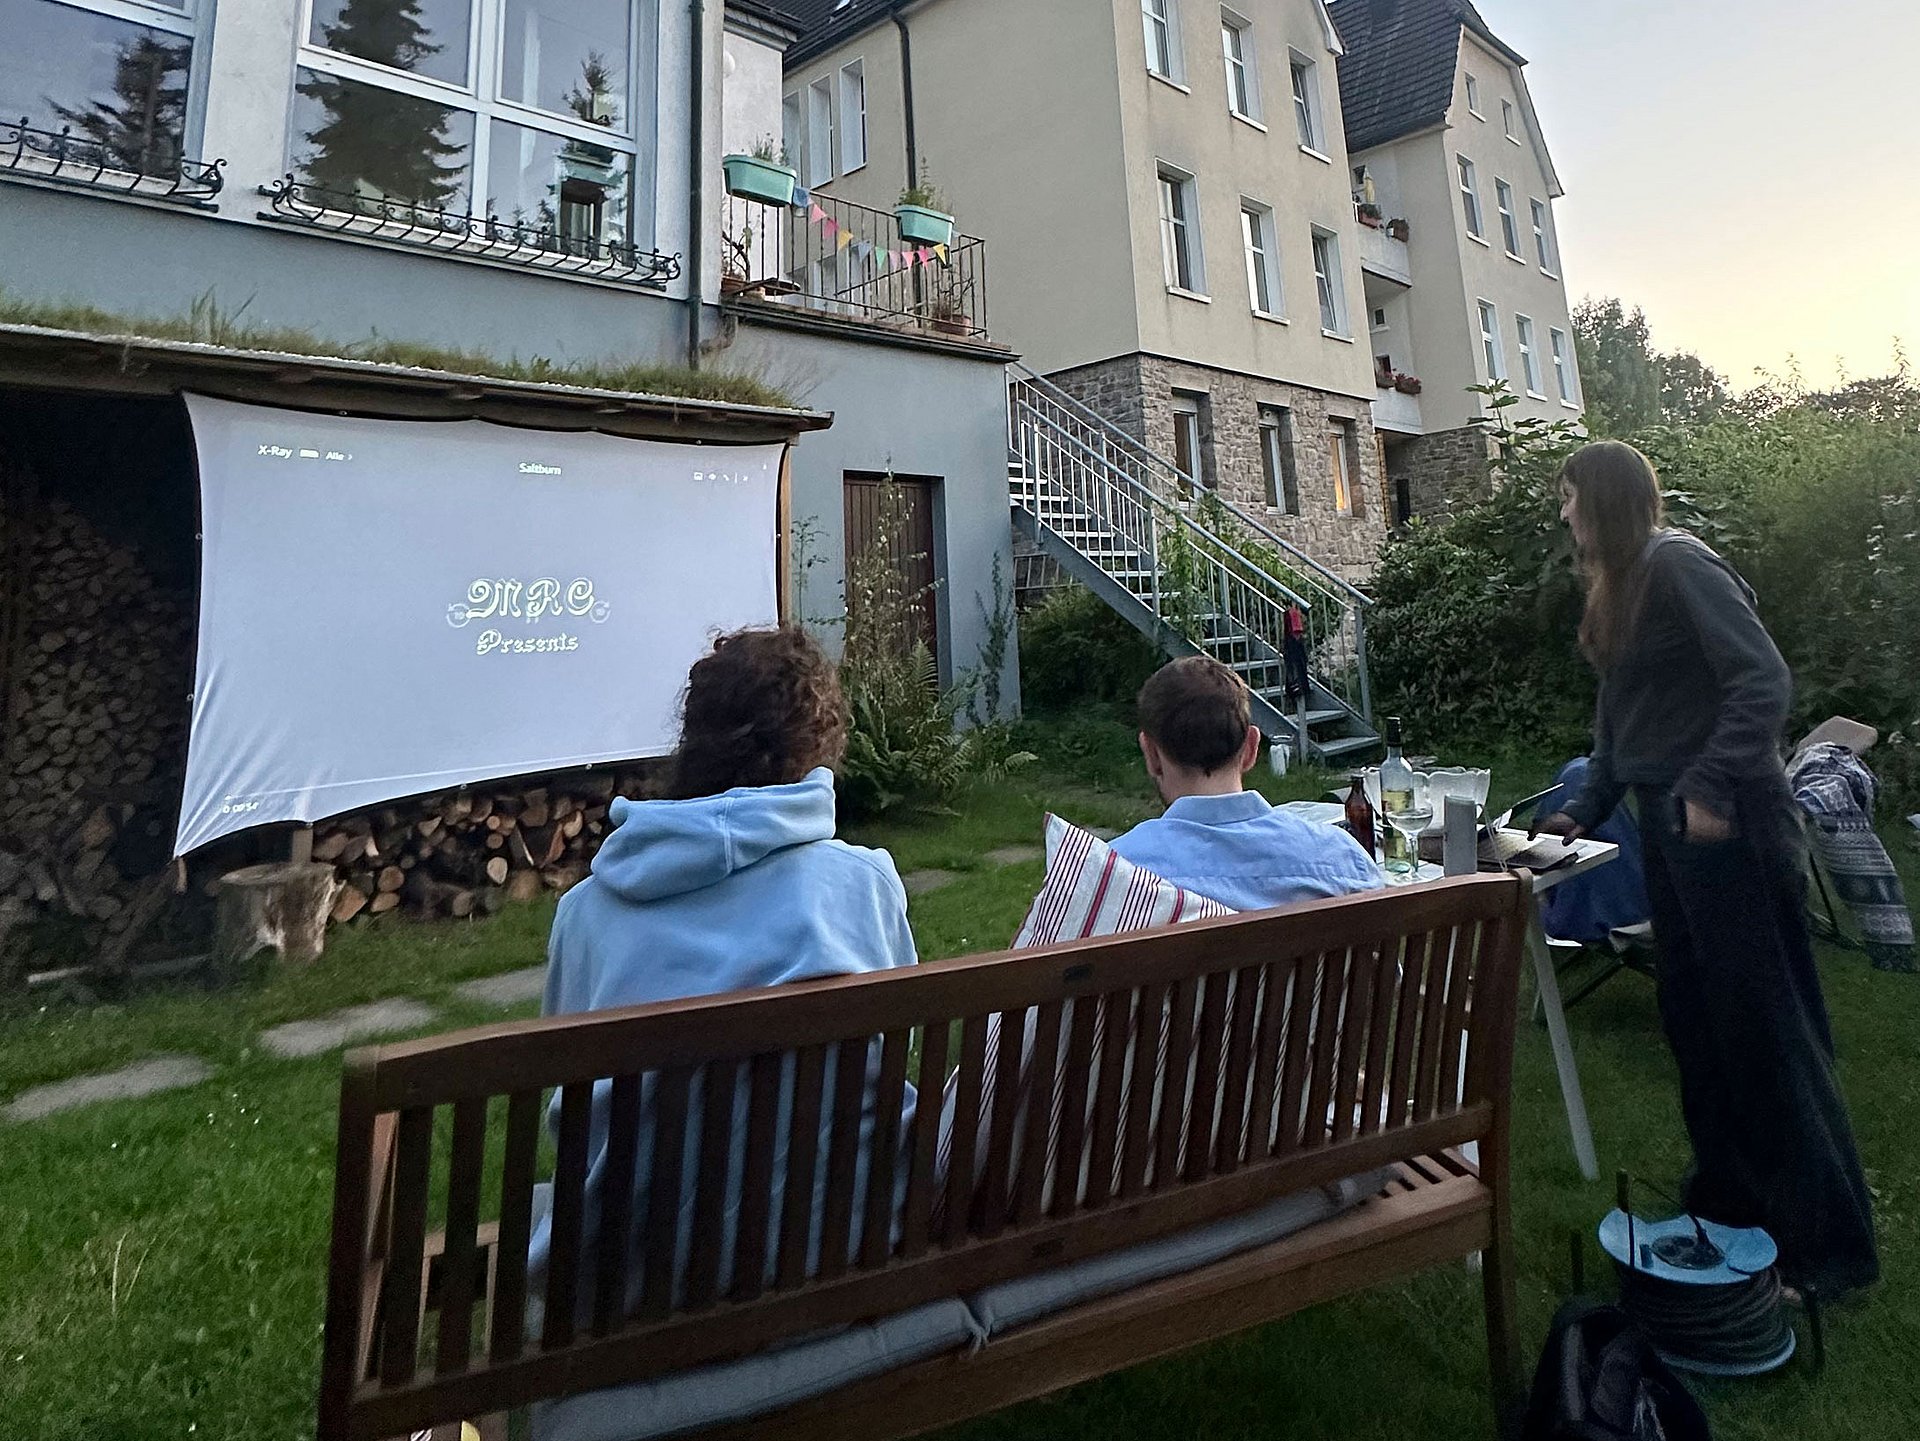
[
  {"x1": 1560, "y1": 440, "x2": 1665, "y2": 668},
  {"x1": 670, "y1": 626, "x2": 849, "y2": 799}
]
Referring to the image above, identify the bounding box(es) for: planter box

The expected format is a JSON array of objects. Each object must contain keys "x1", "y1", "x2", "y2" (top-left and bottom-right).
[
  {"x1": 722, "y1": 154, "x2": 797, "y2": 207},
  {"x1": 895, "y1": 203, "x2": 955, "y2": 247}
]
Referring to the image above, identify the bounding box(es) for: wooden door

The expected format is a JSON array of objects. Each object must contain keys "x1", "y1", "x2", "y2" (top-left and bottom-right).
[{"x1": 843, "y1": 473, "x2": 941, "y2": 672}]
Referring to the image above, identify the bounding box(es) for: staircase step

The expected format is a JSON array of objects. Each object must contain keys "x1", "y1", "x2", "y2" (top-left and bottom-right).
[
  {"x1": 1313, "y1": 735, "x2": 1381, "y2": 762},
  {"x1": 1252, "y1": 704, "x2": 1350, "y2": 728}
]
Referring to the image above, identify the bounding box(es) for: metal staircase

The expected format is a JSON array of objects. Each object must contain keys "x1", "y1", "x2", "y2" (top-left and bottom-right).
[{"x1": 1008, "y1": 362, "x2": 1378, "y2": 766}]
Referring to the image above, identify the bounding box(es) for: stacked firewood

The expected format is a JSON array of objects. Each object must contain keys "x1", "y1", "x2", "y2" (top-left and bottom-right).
[{"x1": 313, "y1": 767, "x2": 664, "y2": 925}]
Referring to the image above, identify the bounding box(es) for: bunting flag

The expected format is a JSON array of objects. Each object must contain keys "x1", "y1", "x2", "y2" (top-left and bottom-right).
[
  {"x1": 934, "y1": 242, "x2": 949, "y2": 265},
  {"x1": 837, "y1": 226, "x2": 856, "y2": 250},
  {"x1": 790, "y1": 185, "x2": 811, "y2": 208}
]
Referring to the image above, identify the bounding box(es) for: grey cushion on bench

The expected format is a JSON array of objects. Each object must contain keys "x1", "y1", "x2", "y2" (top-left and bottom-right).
[
  {"x1": 529, "y1": 1297, "x2": 981, "y2": 1441},
  {"x1": 963, "y1": 1167, "x2": 1396, "y2": 1337}
]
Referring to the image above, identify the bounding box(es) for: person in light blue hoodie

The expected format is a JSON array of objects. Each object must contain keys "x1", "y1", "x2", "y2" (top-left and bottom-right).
[
  {"x1": 526, "y1": 627, "x2": 919, "y2": 1435},
  {"x1": 1108, "y1": 656, "x2": 1382, "y2": 911}
]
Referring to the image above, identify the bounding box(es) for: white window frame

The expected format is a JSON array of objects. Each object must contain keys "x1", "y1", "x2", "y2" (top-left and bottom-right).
[
  {"x1": 805, "y1": 75, "x2": 834, "y2": 187},
  {"x1": 1477, "y1": 299, "x2": 1506, "y2": 381},
  {"x1": 1221, "y1": 9, "x2": 1260, "y2": 123},
  {"x1": 1516, "y1": 313, "x2": 1544, "y2": 396},
  {"x1": 1241, "y1": 199, "x2": 1282, "y2": 318},
  {"x1": 1531, "y1": 198, "x2": 1558, "y2": 276},
  {"x1": 290, "y1": 0, "x2": 655, "y2": 241},
  {"x1": 1464, "y1": 72, "x2": 1482, "y2": 118},
  {"x1": 1310, "y1": 226, "x2": 1345, "y2": 337},
  {"x1": 1502, "y1": 98, "x2": 1519, "y2": 143},
  {"x1": 782, "y1": 88, "x2": 803, "y2": 176},
  {"x1": 1328, "y1": 419, "x2": 1355, "y2": 516},
  {"x1": 1289, "y1": 52, "x2": 1325, "y2": 157},
  {"x1": 1158, "y1": 164, "x2": 1206, "y2": 296},
  {"x1": 1495, "y1": 178, "x2": 1521, "y2": 258},
  {"x1": 837, "y1": 59, "x2": 866, "y2": 174},
  {"x1": 1458, "y1": 155, "x2": 1484, "y2": 240},
  {"x1": 1370, "y1": 305, "x2": 1389, "y2": 332},
  {"x1": 13, "y1": 0, "x2": 212, "y2": 158},
  {"x1": 1143, "y1": 0, "x2": 1182, "y2": 82},
  {"x1": 1550, "y1": 327, "x2": 1578, "y2": 406},
  {"x1": 1172, "y1": 390, "x2": 1209, "y2": 490},
  {"x1": 1258, "y1": 405, "x2": 1298, "y2": 513}
]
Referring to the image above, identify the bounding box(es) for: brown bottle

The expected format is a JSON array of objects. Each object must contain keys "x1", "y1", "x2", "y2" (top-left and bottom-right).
[{"x1": 1344, "y1": 771, "x2": 1378, "y2": 861}]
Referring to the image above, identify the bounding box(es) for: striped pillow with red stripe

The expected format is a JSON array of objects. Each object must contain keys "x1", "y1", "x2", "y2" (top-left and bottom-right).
[{"x1": 1014, "y1": 813, "x2": 1233, "y2": 947}]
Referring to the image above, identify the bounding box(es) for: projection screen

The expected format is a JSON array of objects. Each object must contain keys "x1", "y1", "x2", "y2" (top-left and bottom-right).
[{"x1": 176, "y1": 395, "x2": 784, "y2": 855}]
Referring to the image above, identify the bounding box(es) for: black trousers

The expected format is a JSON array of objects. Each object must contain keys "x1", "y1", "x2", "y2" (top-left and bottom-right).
[{"x1": 1635, "y1": 784, "x2": 1879, "y2": 1295}]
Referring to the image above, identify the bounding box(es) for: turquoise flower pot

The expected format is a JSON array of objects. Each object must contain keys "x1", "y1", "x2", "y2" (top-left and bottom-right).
[
  {"x1": 895, "y1": 203, "x2": 955, "y2": 247},
  {"x1": 722, "y1": 154, "x2": 797, "y2": 207}
]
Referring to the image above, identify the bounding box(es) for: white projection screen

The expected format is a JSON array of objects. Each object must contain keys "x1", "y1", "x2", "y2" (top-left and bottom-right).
[{"x1": 176, "y1": 395, "x2": 784, "y2": 855}]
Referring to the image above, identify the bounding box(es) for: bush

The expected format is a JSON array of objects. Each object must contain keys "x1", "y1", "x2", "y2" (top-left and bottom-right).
[{"x1": 1017, "y1": 585, "x2": 1161, "y2": 712}]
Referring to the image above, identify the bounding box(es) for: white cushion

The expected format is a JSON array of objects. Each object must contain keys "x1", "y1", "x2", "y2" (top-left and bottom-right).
[{"x1": 529, "y1": 1298, "x2": 980, "y2": 1441}]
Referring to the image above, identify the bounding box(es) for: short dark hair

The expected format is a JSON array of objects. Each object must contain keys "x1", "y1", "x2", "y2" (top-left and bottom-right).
[
  {"x1": 671, "y1": 626, "x2": 849, "y2": 799},
  {"x1": 1136, "y1": 656, "x2": 1250, "y2": 772}
]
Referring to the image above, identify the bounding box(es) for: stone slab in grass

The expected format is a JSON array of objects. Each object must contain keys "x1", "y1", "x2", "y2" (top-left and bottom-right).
[
  {"x1": 982, "y1": 845, "x2": 1045, "y2": 868},
  {"x1": 453, "y1": 966, "x2": 548, "y2": 1008},
  {"x1": 903, "y1": 869, "x2": 961, "y2": 897},
  {"x1": 259, "y1": 999, "x2": 438, "y2": 1059},
  {"x1": 2, "y1": 1054, "x2": 211, "y2": 1123}
]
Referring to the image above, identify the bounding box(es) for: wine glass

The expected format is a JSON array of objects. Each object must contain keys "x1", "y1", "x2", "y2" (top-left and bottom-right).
[{"x1": 1383, "y1": 775, "x2": 1433, "y2": 882}]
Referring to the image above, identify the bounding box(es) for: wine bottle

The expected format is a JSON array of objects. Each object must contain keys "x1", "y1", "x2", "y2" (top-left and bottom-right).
[
  {"x1": 1344, "y1": 771, "x2": 1378, "y2": 861},
  {"x1": 1378, "y1": 717, "x2": 1414, "y2": 868}
]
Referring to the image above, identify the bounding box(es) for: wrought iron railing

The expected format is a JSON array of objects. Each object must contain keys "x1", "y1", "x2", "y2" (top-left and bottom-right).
[
  {"x1": 1, "y1": 118, "x2": 223, "y2": 204},
  {"x1": 1008, "y1": 362, "x2": 1372, "y2": 723},
  {"x1": 721, "y1": 188, "x2": 988, "y2": 339},
  {"x1": 261, "y1": 176, "x2": 681, "y2": 288}
]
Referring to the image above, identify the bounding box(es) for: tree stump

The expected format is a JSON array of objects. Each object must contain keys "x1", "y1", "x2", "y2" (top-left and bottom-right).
[{"x1": 211, "y1": 862, "x2": 338, "y2": 983}]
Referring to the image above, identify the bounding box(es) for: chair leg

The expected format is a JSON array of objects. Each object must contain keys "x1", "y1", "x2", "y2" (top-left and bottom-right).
[{"x1": 1482, "y1": 1224, "x2": 1523, "y2": 1436}]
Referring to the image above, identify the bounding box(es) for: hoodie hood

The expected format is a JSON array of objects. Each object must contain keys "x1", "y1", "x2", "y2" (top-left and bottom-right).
[{"x1": 589, "y1": 766, "x2": 839, "y2": 903}]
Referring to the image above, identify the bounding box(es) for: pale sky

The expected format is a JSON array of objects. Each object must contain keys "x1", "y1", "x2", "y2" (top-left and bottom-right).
[{"x1": 1483, "y1": 0, "x2": 1920, "y2": 389}]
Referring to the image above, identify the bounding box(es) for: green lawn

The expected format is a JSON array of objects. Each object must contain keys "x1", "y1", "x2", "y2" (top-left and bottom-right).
[{"x1": 3, "y1": 733, "x2": 1917, "y2": 1440}]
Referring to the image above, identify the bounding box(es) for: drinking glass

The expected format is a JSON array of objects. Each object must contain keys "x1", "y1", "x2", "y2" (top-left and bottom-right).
[{"x1": 1383, "y1": 775, "x2": 1433, "y2": 881}]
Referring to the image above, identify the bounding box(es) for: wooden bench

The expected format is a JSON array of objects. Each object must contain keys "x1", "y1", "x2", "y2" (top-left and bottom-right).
[{"x1": 318, "y1": 872, "x2": 1531, "y2": 1441}]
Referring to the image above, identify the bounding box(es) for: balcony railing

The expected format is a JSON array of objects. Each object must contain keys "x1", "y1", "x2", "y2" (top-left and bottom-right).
[
  {"x1": 2, "y1": 117, "x2": 223, "y2": 205},
  {"x1": 260, "y1": 176, "x2": 681, "y2": 288},
  {"x1": 722, "y1": 188, "x2": 989, "y2": 341}
]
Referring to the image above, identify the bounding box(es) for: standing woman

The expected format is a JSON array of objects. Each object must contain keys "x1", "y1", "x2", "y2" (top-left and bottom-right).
[{"x1": 1540, "y1": 440, "x2": 1878, "y2": 1298}]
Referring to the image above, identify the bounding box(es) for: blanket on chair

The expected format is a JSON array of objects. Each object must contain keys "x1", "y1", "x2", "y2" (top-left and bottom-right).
[{"x1": 1788, "y1": 742, "x2": 1915, "y2": 973}]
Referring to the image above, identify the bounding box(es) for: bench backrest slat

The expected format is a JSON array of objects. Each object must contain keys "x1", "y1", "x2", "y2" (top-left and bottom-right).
[{"x1": 319, "y1": 873, "x2": 1530, "y2": 1441}]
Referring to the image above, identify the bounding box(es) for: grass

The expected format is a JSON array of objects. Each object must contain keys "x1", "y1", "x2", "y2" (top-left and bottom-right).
[
  {"x1": 3, "y1": 734, "x2": 1918, "y2": 1439},
  {"x1": 0, "y1": 287, "x2": 795, "y2": 410}
]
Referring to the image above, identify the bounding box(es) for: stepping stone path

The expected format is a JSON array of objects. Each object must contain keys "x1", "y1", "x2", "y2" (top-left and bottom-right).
[
  {"x1": 902, "y1": 869, "x2": 960, "y2": 897},
  {"x1": 453, "y1": 966, "x2": 548, "y2": 1008},
  {"x1": 2, "y1": 1054, "x2": 211, "y2": 1123},
  {"x1": 982, "y1": 845, "x2": 1045, "y2": 867},
  {"x1": 258, "y1": 999, "x2": 438, "y2": 1059}
]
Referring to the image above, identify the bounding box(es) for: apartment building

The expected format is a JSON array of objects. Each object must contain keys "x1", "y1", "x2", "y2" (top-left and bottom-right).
[
  {"x1": 781, "y1": 0, "x2": 1391, "y2": 577},
  {"x1": 1330, "y1": 0, "x2": 1584, "y2": 520}
]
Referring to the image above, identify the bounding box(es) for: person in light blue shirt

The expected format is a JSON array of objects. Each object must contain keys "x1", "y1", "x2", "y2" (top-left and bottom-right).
[{"x1": 1107, "y1": 656, "x2": 1383, "y2": 912}]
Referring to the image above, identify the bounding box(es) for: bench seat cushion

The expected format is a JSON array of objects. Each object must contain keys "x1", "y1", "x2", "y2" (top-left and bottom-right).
[
  {"x1": 529, "y1": 1298, "x2": 980, "y2": 1441},
  {"x1": 963, "y1": 1168, "x2": 1395, "y2": 1338}
]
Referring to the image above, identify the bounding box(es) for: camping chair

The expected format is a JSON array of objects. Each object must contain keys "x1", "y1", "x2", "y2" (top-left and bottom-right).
[{"x1": 1790, "y1": 718, "x2": 1885, "y2": 954}]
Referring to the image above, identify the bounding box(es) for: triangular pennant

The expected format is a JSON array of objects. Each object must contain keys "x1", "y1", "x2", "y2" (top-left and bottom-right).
[
  {"x1": 807, "y1": 202, "x2": 827, "y2": 224},
  {"x1": 791, "y1": 185, "x2": 811, "y2": 208},
  {"x1": 934, "y1": 242, "x2": 949, "y2": 265},
  {"x1": 837, "y1": 227, "x2": 855, "y2": 249}
]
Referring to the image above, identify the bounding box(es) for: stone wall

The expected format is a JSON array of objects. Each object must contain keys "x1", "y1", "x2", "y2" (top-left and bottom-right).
[
  {"x1": 1388, "y1": 424, "x2": 1494, "y2": 522},
  {"x1": 1048, "y1": 354, "x2": 1389, "y2": 583}
]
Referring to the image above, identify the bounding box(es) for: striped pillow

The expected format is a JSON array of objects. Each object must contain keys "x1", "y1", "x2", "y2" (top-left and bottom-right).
[{"x1": 1014, "y1": 813, "x2": 1234, "y2": 946}]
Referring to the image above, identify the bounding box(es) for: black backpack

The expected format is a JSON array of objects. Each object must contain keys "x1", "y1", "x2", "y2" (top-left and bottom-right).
[{"x1": 1522, "y1": 1298, "x2": 1713, "y2": 1441}]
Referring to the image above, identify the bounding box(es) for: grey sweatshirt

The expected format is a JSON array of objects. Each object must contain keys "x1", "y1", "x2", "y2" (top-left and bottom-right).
[{"x1": 1565, "y1": 530, "x2": 1792, "y2": 831}]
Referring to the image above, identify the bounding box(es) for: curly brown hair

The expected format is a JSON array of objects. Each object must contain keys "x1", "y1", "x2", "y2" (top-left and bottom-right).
[{"x1": 670, "y1": 626, "x2": 849, "y2": 799}]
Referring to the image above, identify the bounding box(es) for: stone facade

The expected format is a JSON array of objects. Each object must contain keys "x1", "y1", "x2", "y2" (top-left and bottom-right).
[
  {"x1": 1386, "y1": 424, "x2": 1494, "y2": 524},
  {"x1": 1049, "y1": 354, "x2": 1390, "y2": 583}
]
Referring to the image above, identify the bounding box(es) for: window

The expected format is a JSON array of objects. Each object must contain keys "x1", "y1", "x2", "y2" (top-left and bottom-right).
[
  {"x1": 1158, "y1": 166, "x2": 1203, "y2": 293},
  {"x1": 1495, "y1": 179, "x2": 1521, "y2": 257},
  {"x1": 1172, "y1": 391, "x2": 1210, "y2": 491},
  {"x1": 1458, "y1": 156, "x2": 1484, "y2": 239},
  {"x1": 2, "y1": 0, "x2": 201, "y2": 175},
  {"x1": 838, "y1": 60, "x2": 866, "y2": 173},
  {"x1": 1241, "y1": 201, "x2": 1280, "y2": 316},
  {"x1": 1143, "y1": 0, "x2": 1178, "y2": 79},
  {"x1": 1310, "y1": 228, "x2": 1344, "y2": 335},
  {"x1": 1550, "y1": 327, "x2": 1577, "y2": 404},
  {"x1": 1531, "y1": 198, "x2": 1558, "y2": 274},
  {"x1": 1502, "y1": 99, "x2": 1518, "y2": 141},
  {"x1": 1328, "y1": 419, "x2": 1358, "y2": 516},
  {"x1": 1477, "y1": 300, "x2": 1506, "y2": 380},
  {"x1": 805, "y1": 76, "x2": 833, "y2": 187},
  {"x1": 782, "y1": 89, "x2": 802, "y2": 175},
  {"x1": 1221, "y1": 11, "x2": 1259, "y2": 120},
  {"x1": 1259, "y1": 405, "x2": 1299, "y2": 513},
  {"x1": 1516, "y1": 314, "x2": 1543, "y2": 395},
  {"x1": 291, "y1": 0, "x2": 648, "y2": 252},
  {"x1": 1464, "y1": 72, "x2": 1482, "y2": 117},
  {"x1": 1289, "y1": 55, "x2": 1322, "y2": 152},
  {"x1": 1371, "y1": 306, "x2": 1388, "y2": 331}
]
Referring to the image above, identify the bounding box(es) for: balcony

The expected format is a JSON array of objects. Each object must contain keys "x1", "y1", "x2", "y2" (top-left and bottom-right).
[
  {"x1": 2, "y1": 118, "x2": 223, "y2": 207},
  {"x1": 721, "y1": 188, "x2": 990, "y2": 343},
  {"x1": 1355, "y1": 211, "x2": 1411, "y2": 288}
]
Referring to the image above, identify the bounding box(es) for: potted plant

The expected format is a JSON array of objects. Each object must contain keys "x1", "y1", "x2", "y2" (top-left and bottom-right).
[
  {"x1": 1375, "y1": 356, "x2": 1396, "y2": 388},
  {"x1": 1357, "y1": 200, "x2": 1385, "y2": 228},
  {"x1": 721, "y1": 135, "x2": 796, "y2": 208},
  {"x1": 924, "y1": 267, "x2": 975, "y2": 336},
  {"x1": 895, "y1": 170, "x2": 955, "y2": 248},
  {"x1": 1386, "y1": 217, "x2": 1410, "y2": 241},
  {"x1": 720, "y1": 223, "x2": 753, "y2": 295},
  {"x1": 1393, "y1": 373, "x2": 1423, "y2": 396}
]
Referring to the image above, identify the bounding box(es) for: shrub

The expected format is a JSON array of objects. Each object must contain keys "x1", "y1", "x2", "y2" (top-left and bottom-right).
[{"x1": 1016, "y1": 585, "x2": 1162, "y2": 712}]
